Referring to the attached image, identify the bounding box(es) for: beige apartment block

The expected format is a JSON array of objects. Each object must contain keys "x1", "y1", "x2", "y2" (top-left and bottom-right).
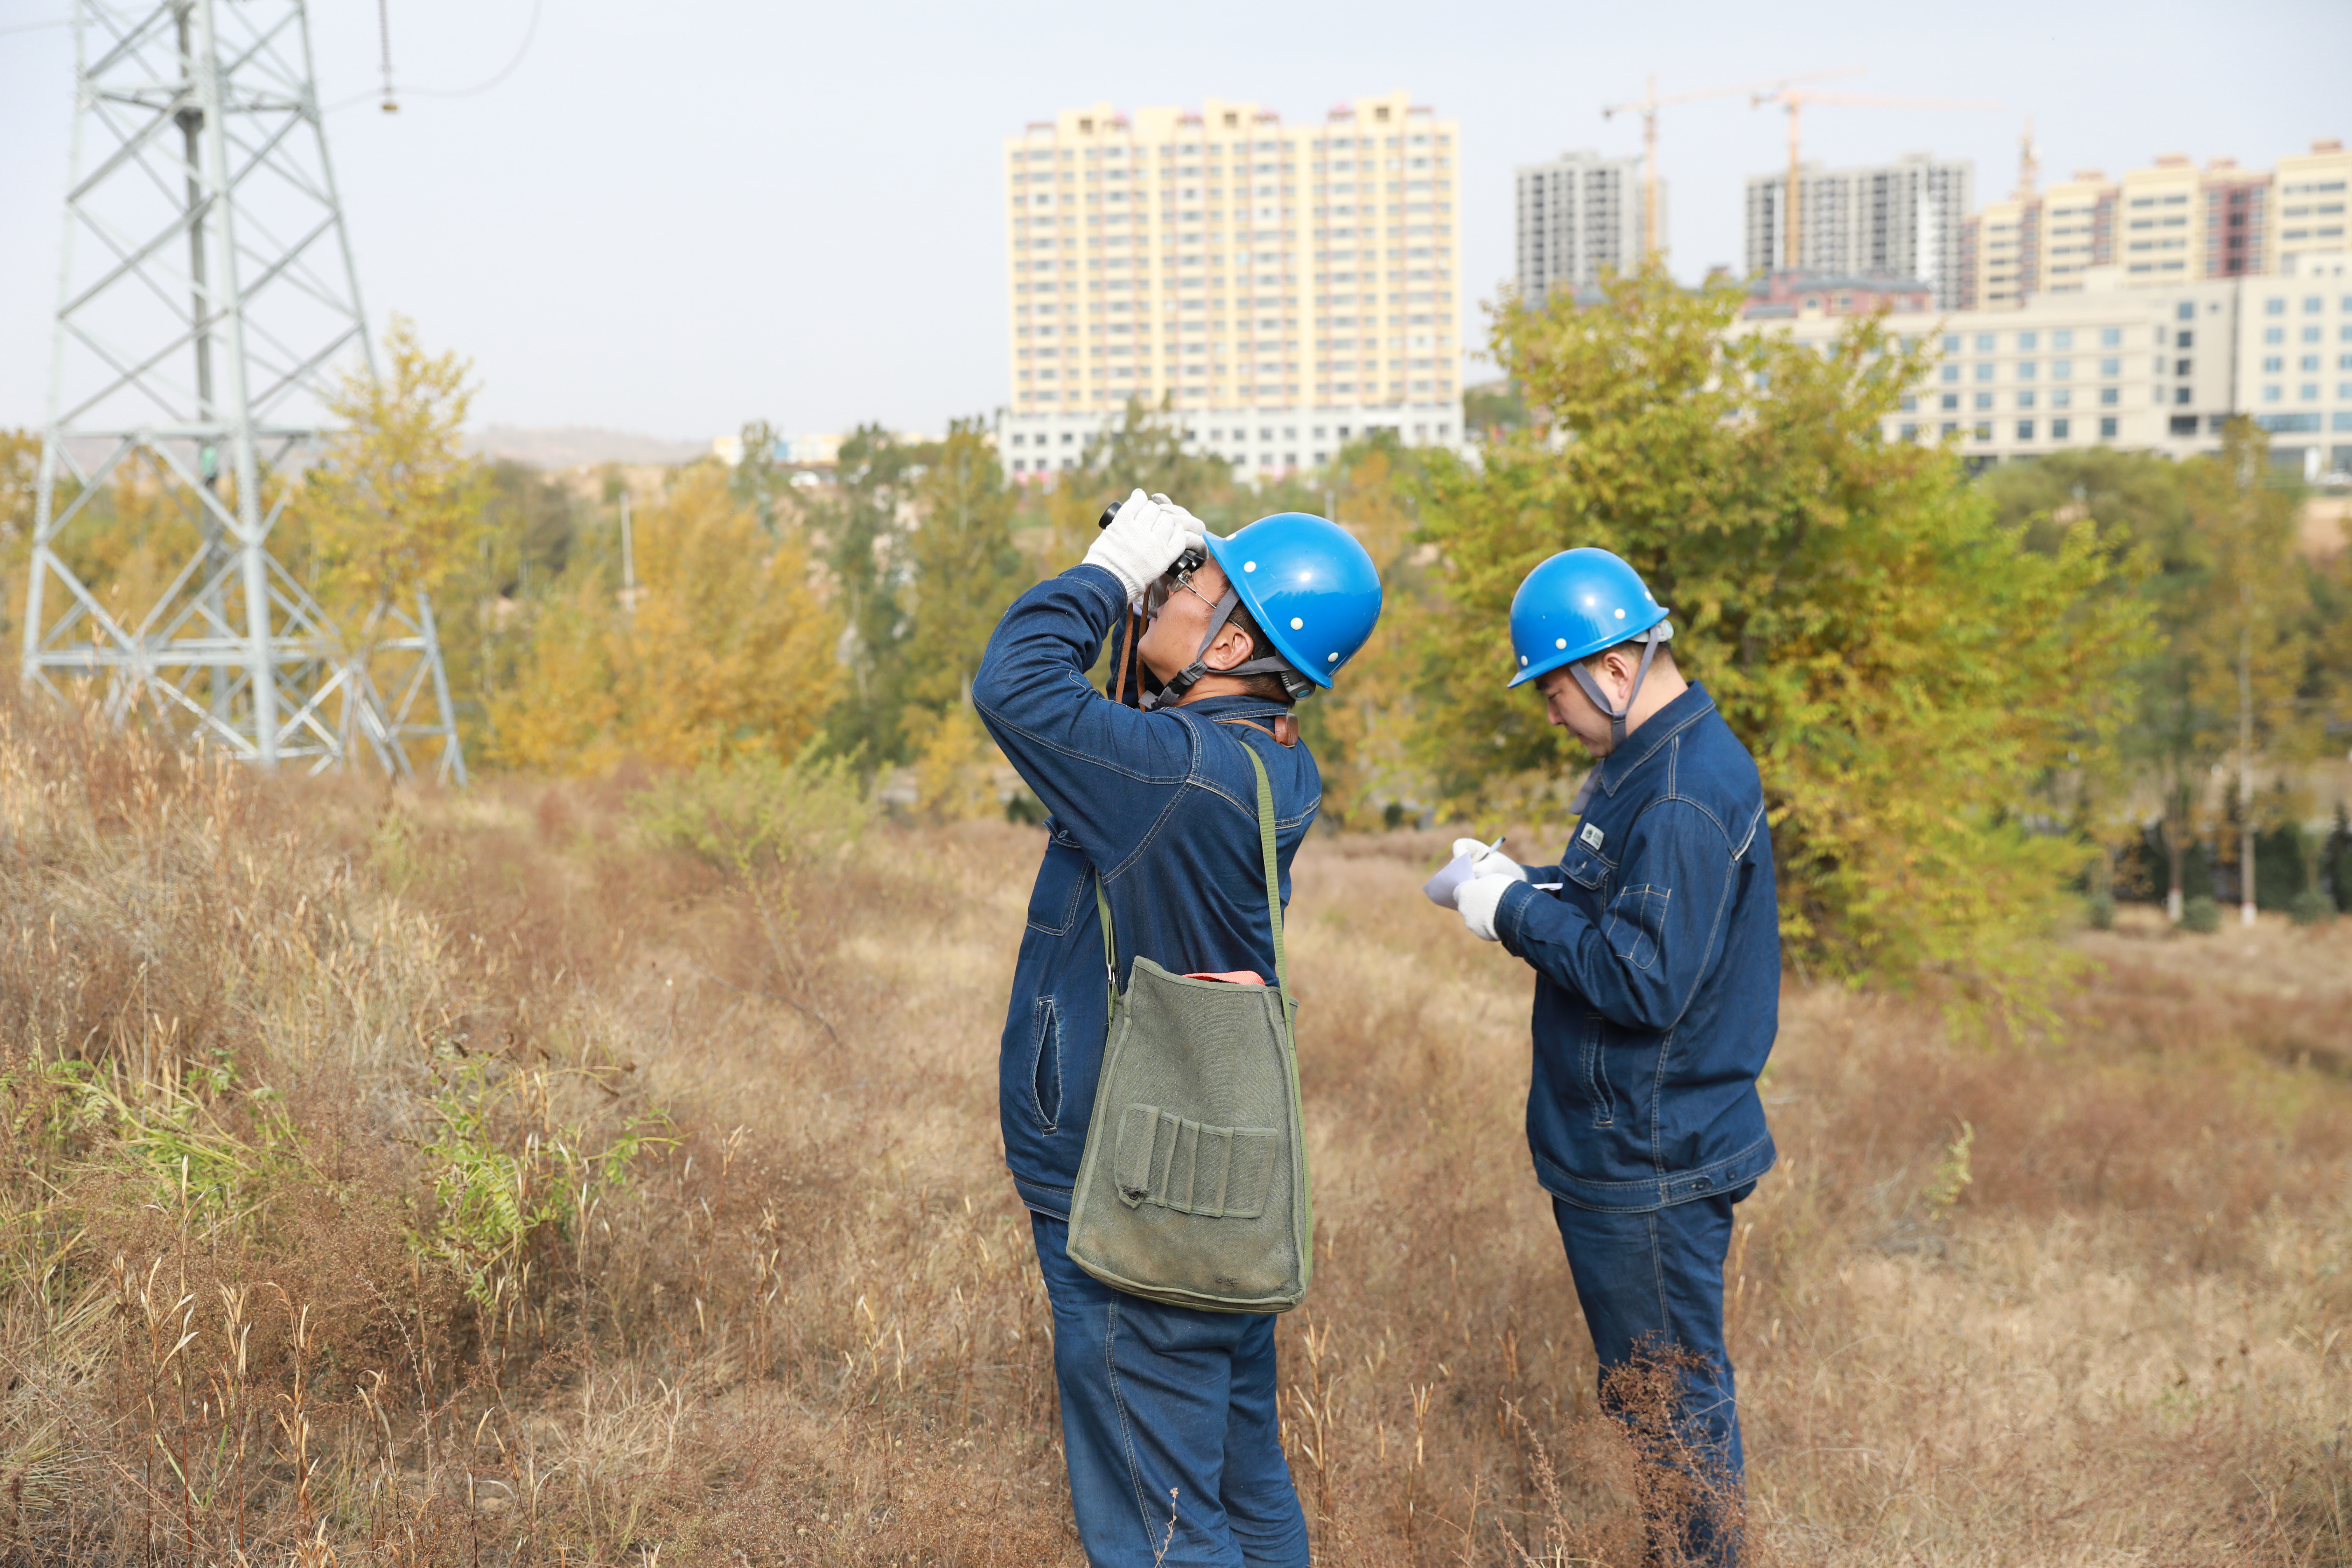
[
  {"x1": 2272, "y1": 139, "x2": 2351, "y2": 275},
  {"x1": 1000, "y1": 92, "x2": 1464, "y2": 481},
  {"x1": 1963, "y1": 140, "x2": 2338, "y2": 310}
]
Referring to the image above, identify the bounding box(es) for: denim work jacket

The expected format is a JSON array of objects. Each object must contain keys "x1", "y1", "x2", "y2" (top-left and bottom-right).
[
  {"x1": 972, "y1": 565, "x2": 1319, "y2": 1219},
  {"x1": 1492, "y1": 683, "x2": 1779, "y2": 1213}
]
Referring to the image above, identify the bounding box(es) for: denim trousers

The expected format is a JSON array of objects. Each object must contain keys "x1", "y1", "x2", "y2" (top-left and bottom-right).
[
  {"x1": 1030, "y1": 1214, "x2": 1309, "y2": 1568},
  {"x1": 1553, "y1": 1188, "x2": 1750, "y2": 1566}
]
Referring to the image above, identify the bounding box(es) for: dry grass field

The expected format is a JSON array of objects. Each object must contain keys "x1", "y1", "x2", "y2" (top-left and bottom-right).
[{"x1": 3, "y1": 698, "x2": 2349, "y2": 1566}]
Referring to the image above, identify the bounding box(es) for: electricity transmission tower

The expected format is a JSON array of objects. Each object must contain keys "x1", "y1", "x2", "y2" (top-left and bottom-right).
[{"x1": 21, "y1": 0, "x2": 465, "y2": 783}]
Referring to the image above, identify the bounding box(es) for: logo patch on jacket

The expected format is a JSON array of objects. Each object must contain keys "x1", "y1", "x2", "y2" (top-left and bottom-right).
[{"x1": 1578, "y1": 821, "x2": 1605, "y2": 851}]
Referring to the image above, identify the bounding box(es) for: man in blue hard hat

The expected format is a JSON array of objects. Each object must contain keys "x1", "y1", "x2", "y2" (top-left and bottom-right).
[
  {"x1": 972, "y1": 490, "x2": 1382, "y2": 1568},
  {"x1": 1446, "y1": 546, "x2": 1778, "y2": 1564}
]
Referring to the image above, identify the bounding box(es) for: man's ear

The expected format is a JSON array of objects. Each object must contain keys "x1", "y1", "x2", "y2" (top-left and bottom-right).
[{"x1": 1201, "y1": 620, "x2": 1255, "y2": 674}]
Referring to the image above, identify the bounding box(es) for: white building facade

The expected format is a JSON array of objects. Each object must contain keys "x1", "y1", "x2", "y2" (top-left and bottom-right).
[
  {"x1": 1745, "y1": 154, "x2": 1974, "y2": 308},
  {"x1": 998, "y1": 92, "x2": 1464, "y2": 483},
  {"x1": 1749, "y1": 253, "x2": 2352, "y2": 477},
  {"x1": 1514, "y1": 150, "x2": 1651, "y2": 302}
]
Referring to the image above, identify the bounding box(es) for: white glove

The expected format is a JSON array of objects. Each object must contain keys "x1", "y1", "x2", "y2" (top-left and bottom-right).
[
  {"x1": 1083, "y1": 489, "x2": 1207, "y2": 601},
  {"x1": 1456, "y1": 875, "x2": 1516, "y2": 942},
  {"x1": 1450, "y1": 838, "x2": 1527, "y2": 884}
]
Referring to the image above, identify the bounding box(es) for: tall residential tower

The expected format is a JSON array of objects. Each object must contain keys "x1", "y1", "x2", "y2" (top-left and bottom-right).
[
  {"x1": 1000, "y1": 92, "x2": 1465, "y2": 480},
  {"x1": 1742, "y1": 153, "x2": 1973, "y2": 306},
  {"x1": 1514, "y1": 150, "x2": 1652, "y2": 302}
]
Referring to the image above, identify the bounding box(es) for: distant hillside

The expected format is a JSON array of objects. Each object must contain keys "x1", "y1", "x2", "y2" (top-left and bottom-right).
[{"x1": 470, "y1": 425, "x2": 707, "y2": 469}]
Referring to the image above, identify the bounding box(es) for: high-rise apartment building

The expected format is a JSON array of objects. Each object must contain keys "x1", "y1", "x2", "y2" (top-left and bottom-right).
[
  {"x1": 998, "y1": 92, "x2": 1464, "y2": 482},
  {"x1": 2272, "y1": 139, "x2": 2350, "y2": 275},
  {"x1": 1743, "y1": 154, "x2": 1973, "y2": 307},
  {"x1": 1961, "y1": 167, "x2": 2119, "y2": 308},
  {"x1": 1960, "y1": 140, "x2": 2342, "y2": 310},
  {"x1": 1514, "y1": 150, "x2": 1651, "y2": 301}
]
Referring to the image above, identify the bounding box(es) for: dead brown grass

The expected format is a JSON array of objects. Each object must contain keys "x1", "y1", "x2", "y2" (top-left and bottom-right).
[{"x1": 2, "y1": 701, "x2": 2347, "y2": 1565}]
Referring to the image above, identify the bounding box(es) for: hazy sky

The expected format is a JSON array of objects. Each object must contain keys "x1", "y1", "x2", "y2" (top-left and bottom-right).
[{"x1": 3, "y1": 0, "x2": 2346, "y2": 444}]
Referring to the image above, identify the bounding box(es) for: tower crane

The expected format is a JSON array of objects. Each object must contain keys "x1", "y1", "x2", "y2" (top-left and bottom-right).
[
  {"x1": 1750, "y1": 87, "x2": 2000, "y2": 269},
  {"x1": 1602, "y1": 68, "x2": 1861, "y2": 259}
]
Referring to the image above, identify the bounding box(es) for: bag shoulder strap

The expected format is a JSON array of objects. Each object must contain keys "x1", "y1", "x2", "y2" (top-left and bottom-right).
[
  {"x1": 1088, "y1": 719, "x2": 1289, "y2": 1004},
  {"x1": 1216, "y1": 720, "x2": 1287, "y2": 994}
]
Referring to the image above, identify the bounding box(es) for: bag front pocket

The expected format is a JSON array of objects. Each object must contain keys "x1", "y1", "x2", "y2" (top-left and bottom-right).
[{"x1": 1113, "y1": 1104, "x2": 1279, "y2": 1220}]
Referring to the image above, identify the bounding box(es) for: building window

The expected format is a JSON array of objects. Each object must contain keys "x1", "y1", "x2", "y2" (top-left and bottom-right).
[
  {"x1": 2017, "y1": 391, "x2": 2037, "y2": 409},
  {"x1": 2169, "y1": 414, "x2": 2199, "y2": 436},
  {"x1": 2099, "y1": 416, "x2": 2118, "y2": 438},
  {"x1": 1974, "y1": 422, "x2": 1993, "y2": 441},
  {"x1": 2099, "y1": 358, "x2": 2121, "y2": 376},
  {"x1": 2175, "y1": 387, "x2": 2192, "y2": 405},
  {"x1": 1898, "y1": 395, "x2": 1917, "y2": 412},
  {"x1": 2302, "y1": 385, "x2": 2320, "y2": 400},
  {"x1": 2176, "y1": 301, "x2": 2194, "y2": 321},
  {"x1": 2266, "y1": 298, "x2": 2286, "y2": 315},
  {"x1": 1975, "y1": 334, "x2": 1996, "y2": 352},
  {"x1": 2100, "y1": 387, "x2": 2120, "y2": 405},
  {"x1": 2051, "y1": 359, "x2": 2072, "y2": 379},
  {"x1": 2308, "y1": 296, "x2": 2325, "y2": 314},
  {"x1": 2264, "y1": 356, "x2": 2285, "y2": 372},
  {"x1": 1975, "y1": 392, "x2": 1994, "y2": 411},
  {"x1": 1899, "y1": 423, "x2": 1920, "y2": 441},
  {"x1": 2101, "y1": 328, "x2": 2122, "y2": 346},
  {"x1": 1941, "y1": 364, "x2": 1961, "y2": 383},
  {"x1": 2266, "y1": 327, "x2": 2286, "y2": 344},
  {"x1": 1941, "y1": 393, "x2": 1960, "y2": 411},
  {"x1": 2052, "y1": 388, "x2": 2073, "y2": 408},
  {"x1": 2052, "y1": 329, "x2": 2074, "y2": 349},
  {"x1": 2052, "y1": 418, "x2": 2071, "y2": 440},
  {"x1": 1942, "y1": 334, "x2": 1961, "y2": 353},
  {"x1": 2304, "y1": 355, "x2": 2323, "y2": 372},
  {"x1": 2264, "y1": 385, "x2": 2283, "y2": 402},
  {"x1": 2016, "y1": 420, "x2": 2035, "y2": 440},
  {"x1": 1975, "y1": 362, "x2": 1995, "y2": 382},
  {"x1": 2017, "y1": 361, "x2": 2038, "y2": 380}
]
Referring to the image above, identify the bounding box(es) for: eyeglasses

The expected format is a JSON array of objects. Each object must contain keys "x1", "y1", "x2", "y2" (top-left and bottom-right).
[{"x1": 1146, "y1": 553, "x2": 1216, "y2": 617}]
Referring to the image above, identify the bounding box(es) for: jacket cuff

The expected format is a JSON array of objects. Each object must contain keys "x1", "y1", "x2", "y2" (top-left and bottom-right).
[
  {"x1": 1065, "y1": 563, "x2": 1129, "y2": 617},
  {"x1": 1495, "y1": 879, "x2": 1539, "y2": 955}
]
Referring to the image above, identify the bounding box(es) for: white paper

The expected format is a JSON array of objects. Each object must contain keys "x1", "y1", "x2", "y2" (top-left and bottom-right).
[{"x1": 1422, "y1": 850, "x2": 1479, "y2": 909}]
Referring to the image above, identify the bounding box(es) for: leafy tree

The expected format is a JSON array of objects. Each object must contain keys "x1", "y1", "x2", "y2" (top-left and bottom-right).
[
  {"x1": 485, "y1": 465, "x2": 840, "y2": 773},
  {"x1": 1411, "y1": 263, "x2": 2148, "y2": 998},
  {"x1": 901, "y1": 420, "x2": 1027, "y2": 715},
  {"x1": 809, "y1": 425, "x2": 930, "y2": 768},
  {"x1": 732, "y1": 419, "x2": 787, "y2": 534},
  {"x1": 288, "y1": 316, "x2": 490, "y2": 622},
  {"x1": 1297, "y1": 431, "x2": 1436, "y2": 827},
  {"x1": 2181, "y1": 421, "x2": 2316, "y2": 912},
  {"x1": 1, "y1": 429, "x2": 46, "y2": 645}
]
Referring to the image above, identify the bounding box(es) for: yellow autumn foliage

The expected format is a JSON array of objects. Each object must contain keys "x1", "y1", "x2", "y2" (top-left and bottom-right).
[{"x1": 485, "y1": 467, "x2": 840, "y2": 774}]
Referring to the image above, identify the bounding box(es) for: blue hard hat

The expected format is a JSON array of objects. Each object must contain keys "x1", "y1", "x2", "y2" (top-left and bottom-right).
[
  {"x1": 1199, "y1": 512, "x2": 1383, "y2": 688},
  {"x1": 1506, "y1": 548, "x2": 1671, "y2": 689}
]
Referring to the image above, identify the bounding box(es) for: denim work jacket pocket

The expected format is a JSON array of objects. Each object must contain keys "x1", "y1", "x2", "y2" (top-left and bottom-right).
[
  {"x1": 1025, "y1": 833, "x2": 1091, "y2": 936},
  {"x1": 1603, "y1": 885, "x2": 1670, "y2": 970}
]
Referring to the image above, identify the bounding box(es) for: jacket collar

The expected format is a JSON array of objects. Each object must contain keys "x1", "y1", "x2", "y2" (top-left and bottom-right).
[
  {"x1": 1169, "y1": 692, "x2": 1297, "y2": 724},
  {"x1": 1596, "y1": 682, "x2": 1715, "y2": 798}
]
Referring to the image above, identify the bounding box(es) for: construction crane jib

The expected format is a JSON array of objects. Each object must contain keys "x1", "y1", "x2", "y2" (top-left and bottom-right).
[
  {"x1": 1749, "y1": 84, "x2": 2001, "y2": 271},
  {"x1": 1602, "y1": 68, "x2": 1862, "y2": 261},
  {"x1": 23, "y1": 0, "x2": 464, "y2": 784}
]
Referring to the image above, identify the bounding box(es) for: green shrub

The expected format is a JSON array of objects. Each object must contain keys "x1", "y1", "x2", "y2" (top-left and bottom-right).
[
  {"x1": 2087, "y1": 892, "x2": 2117, "y2": 931},
  {"x1": 2181, "y1": 895, "x2": 2222, "y2": 933},
  {"x1": 2288, "y1": 888, "x2": 2335, "y2": 927}
]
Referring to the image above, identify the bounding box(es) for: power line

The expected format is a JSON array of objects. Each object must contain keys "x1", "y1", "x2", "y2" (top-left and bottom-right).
[{"x1": 324, "y1": 0, "x2": 544, "y2": 114}]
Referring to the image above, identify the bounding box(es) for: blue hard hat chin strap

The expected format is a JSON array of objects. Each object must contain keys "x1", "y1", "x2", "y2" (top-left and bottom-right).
[
  {"x1": 1142, "y1": 586, "x2": 1309, "y2": 710},
  {"x1": 1568, "y1": 630, "x2": 1665, "y2": 749}
]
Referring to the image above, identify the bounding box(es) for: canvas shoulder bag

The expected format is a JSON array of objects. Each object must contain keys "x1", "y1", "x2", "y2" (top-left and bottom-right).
[{"x1": 1063, "y1": 731, "x2": 1312, "y2": 1313}]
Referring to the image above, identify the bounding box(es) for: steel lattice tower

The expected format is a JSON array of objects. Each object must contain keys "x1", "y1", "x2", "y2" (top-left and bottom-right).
[{"x1": 22, "y1": 0, "x2": 465, "y2": 782}]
